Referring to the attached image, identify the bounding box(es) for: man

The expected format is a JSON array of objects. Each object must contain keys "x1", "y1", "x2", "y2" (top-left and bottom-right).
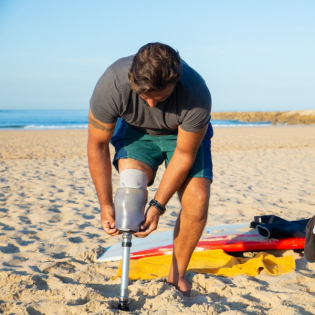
[{"x1": 88, "y1": 43, "x2": 213, "y2": 296}]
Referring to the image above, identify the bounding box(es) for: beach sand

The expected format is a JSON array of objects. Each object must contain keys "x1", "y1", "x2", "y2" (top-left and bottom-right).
[{"x1": 1, "y1": 126, "x2": 315, "y2": 314}]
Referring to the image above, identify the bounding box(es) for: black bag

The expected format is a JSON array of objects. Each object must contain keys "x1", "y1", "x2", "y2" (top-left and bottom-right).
[{"x1": 250, "y1": 215, "x2": 309, "y2": 239}]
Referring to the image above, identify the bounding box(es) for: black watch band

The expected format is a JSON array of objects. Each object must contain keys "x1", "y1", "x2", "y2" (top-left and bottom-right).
[{"x1": 149, "y1": 199, "x2": 166, "y2": 215}]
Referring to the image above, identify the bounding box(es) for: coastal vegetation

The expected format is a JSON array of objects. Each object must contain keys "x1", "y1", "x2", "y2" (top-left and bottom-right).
[{"x1": 212, "y1": 110, "x2": 315, "y2": 125}]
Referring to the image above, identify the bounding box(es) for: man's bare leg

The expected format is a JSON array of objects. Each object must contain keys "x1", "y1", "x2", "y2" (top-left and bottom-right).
[{"x1": 167, "y1": 177, "x2": 211, "y2": 296}]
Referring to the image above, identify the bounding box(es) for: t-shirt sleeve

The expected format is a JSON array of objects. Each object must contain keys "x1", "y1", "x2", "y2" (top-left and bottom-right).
[
  {"x1": 180, "y1": 82, "x2": 212, "y2": 132},
  {"x1": 89, "y1": 67, "x2": 121, "y2": 124}
]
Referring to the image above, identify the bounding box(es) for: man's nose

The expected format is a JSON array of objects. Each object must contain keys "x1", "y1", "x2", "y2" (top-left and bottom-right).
[{"x1": 146, "y1": 99, "x2": 158, "y2": 107}]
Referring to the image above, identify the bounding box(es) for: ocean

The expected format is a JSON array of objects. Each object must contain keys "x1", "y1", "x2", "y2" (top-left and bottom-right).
[{"x1": 0, "y1": 110, "x2": 271, "y2": 130}]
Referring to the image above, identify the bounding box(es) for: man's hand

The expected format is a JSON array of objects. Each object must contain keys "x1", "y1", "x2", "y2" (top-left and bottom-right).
[
  {"x1": 134, "y1": 206, "x2": 160, "y2": 238},
  {"x1": 101, "y1": 204, "x2": 120, "y2": 236}
]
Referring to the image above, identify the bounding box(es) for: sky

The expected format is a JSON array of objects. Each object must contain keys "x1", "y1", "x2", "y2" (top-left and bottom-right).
[{"x1": 0, "y1": 0, "x2": 314, "y2": 112}]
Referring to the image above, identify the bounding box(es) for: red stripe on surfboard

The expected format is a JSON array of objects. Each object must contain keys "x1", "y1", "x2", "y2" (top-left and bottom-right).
[{"x1": 129, "y1": 234, "x2": 305, "y2": 260}]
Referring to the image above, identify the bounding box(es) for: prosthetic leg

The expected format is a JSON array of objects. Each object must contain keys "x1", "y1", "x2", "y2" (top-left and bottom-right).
[{"x1": 115, "y1": 187, "x2": 148, "y2": 311}]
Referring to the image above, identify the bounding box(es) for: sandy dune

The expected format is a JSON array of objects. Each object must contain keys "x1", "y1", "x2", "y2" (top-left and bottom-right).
[{"x1": 1, "y1": 126, "x2": 315, "y2": 314}]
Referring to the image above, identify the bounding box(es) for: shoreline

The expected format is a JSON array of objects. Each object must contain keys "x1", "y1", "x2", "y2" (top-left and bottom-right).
[
  {"x1": 2, "y1": 109, "x2": 315, "y2": 132},
  {"x1": 2, "y1": 123, "x2": 315, "y2": 133}
]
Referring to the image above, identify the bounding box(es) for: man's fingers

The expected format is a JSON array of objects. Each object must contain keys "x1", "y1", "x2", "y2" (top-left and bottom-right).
[
  {"x1": 135, "y1": 222, "x2": 157, "y2": 238},
  {"x1": 100, "y1": 204, "x2": 118, "y2": 235},
  {"x1": 104, "y1": 227, "x2": 119, "y2": 236},
  {"x1": 135, "y1": 206, "x2": 160, "y2": 238},
  {"x1": 102, "y1": 219, "x2": 119, "y2": 236},
  {"x1": 140, "y1": 218, "x2": 149, "y2": 231},
  {"x1": 104, "y1": 213, "x2": 116, "y2": 227},
  {"x1": 135, "y1": 228, "x2": 155, "y2": 238}
]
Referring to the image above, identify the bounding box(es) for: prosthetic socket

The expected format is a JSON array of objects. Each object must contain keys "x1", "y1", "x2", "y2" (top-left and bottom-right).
[{"x1": 114, "y1": 187, "x2": 148, "y2": 232}]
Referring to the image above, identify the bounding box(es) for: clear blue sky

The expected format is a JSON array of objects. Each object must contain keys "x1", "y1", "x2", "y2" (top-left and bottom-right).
[{"x1": 0, "y1": 0, "x2": 314, "y2": 112}]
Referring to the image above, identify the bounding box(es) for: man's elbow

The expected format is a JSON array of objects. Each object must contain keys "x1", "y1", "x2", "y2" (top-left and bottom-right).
[
  {"x1": 174, "y1": 147, "x2": 197, "y2": 168},
  {"x1": 87, "y1": 138, "x2": 109, "y2": 158}
]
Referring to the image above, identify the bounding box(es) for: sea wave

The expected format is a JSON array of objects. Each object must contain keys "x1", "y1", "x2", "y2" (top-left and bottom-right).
[{"x1": 23, "y1": 124, "x2": 89, "y2": 130}]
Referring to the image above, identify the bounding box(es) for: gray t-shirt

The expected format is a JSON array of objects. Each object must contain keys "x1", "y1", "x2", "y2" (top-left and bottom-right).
[{"x1": 90, "y1": 55, "x2": 211, "y2": 136}]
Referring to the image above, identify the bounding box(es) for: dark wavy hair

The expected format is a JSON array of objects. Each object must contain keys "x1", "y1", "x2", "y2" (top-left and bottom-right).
[{"x1": 128, "y1": 43, "x2": 182, "y2": 93}]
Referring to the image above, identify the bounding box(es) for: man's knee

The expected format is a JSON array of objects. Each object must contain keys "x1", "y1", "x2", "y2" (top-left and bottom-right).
[
  {"x1": 179, "y1": 178, "x2": 210, "y2": 222},
  {"x1": 179, "y1": 178, "x2": 211, "y2": 204},
  {"x1": 182, "y1": 205, "x2": 208, "y2": 223},
  {"x1": 118, "y1": 158, "x2": 154, "y2": 183},
  {"x1": 193, "y1": 186, "x2": 211, "y2": 205}
]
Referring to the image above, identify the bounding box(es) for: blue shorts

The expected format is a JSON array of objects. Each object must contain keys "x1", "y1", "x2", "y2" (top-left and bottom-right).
[{"x1": 111, "y1": 120, "x2": 213, "y2": 186}]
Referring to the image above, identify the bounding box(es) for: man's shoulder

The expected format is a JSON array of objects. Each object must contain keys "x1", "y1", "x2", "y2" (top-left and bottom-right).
[
  {"x1": 180, "y1": 60, "x2": 207, "y2": 89},
  {"x1": 107, "y1": 55, "x2": 134, "y2": 76},
  {"x1": 177, "y1": 61, "x2": 210, "y2": 103},
  {"x1": 97, "y1": 55, "x2": 134, "y2": 92},
  {"x1": 90, "y1": 55, "x2": 135, "y2": 124}
]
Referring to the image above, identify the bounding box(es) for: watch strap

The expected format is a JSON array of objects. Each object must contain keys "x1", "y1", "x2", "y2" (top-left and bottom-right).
[{"x1": 149, "y1": 199, "x2": 166, "y2": 215}]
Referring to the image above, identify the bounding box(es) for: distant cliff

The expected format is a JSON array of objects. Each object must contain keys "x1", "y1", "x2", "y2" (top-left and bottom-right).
[{"x1": 211, "y1": 110, "x2": 315, "y2": 125}]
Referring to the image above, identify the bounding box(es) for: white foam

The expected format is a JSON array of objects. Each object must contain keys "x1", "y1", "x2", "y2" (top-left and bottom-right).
[{"x1": 23, "y1": 124, "x2": 88, "y2": 130}]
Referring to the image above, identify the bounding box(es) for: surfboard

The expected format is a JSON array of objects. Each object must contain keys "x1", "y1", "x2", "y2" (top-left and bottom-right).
[{"x1": 97, "y1": 223, "x2": 305, "y2": 262}]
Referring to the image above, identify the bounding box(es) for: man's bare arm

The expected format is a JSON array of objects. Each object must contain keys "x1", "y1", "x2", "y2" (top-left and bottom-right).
[
  {"x1": 88, "y1": 116, "x2": 115, "y2": 132},
  {"x1": 87, "y1": 109, "x2": 118, "y2": 235},
  {"x1": 154, "y1": 125, "x2": 208, "y2": 206},
  {"x1": 88, "y1": 109, "x2": 115, "y2": 205}
]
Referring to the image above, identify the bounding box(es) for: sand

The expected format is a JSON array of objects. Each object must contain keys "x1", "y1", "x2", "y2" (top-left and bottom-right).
[{"x1": 1, "y1": 126, "x2": 315, "y2": 314}]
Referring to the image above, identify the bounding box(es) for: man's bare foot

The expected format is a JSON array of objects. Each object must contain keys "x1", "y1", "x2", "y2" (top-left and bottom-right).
[{"x1": 167, "y1": 276, "x2": 191, "y2": 297}]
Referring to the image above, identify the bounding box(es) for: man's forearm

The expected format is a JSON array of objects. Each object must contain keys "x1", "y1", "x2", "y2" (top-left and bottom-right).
[
  {"x1": 88, "y1": 142, "x2": 113, "y2": 207},
  {"x1": 154, "y1": 148, "x2": 196, "y2": 206}
]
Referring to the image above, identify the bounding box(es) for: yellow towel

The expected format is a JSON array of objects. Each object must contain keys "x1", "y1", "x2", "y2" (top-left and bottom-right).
[{"x1": 114, "y1": 249, "x2": 295, "y2": 280}]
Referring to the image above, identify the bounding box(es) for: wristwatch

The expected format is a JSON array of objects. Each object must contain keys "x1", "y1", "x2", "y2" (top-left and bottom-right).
[{"x1": 149, "y1": 199, "x2": 166, "y2": 215}]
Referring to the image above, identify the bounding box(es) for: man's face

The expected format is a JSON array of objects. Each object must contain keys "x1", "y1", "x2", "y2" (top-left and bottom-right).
[{"x1": 140, "y1": 84, "x2": 175, "y2": 108}]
